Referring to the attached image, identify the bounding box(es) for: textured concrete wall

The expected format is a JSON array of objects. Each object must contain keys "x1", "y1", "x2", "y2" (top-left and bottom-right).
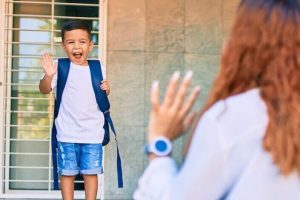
[{"x1": 104, "y1": 0, "x2": 240, "y2": 199}]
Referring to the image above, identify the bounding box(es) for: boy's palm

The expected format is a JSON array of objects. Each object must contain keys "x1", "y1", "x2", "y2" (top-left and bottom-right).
[{"x1": 41, "y1": 53, "x2": 57, "y2": 77}]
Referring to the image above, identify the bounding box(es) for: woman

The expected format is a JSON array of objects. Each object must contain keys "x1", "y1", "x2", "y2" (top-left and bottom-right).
[{"x1": 134, "y1": 0, "x2": 300, "y2": 199}]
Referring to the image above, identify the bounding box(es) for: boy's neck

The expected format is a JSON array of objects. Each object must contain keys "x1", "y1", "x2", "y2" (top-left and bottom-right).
[{"x1": 71, "y1": 60, "x2": 89, "y2": 67}]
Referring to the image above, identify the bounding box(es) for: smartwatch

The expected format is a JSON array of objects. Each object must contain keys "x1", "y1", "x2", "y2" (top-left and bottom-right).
[{"x1": 146, "y1": 136, "x2": 172, "y2": 157}]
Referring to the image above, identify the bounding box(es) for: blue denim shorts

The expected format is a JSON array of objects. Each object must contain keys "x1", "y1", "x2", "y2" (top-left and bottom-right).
[{"x1": 57, "y1": 142, "x2": 103, "y2": 176}]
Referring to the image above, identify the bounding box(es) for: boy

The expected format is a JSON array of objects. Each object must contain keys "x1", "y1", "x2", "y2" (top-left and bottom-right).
[{"x1": 39, "y1": 19, "x2": 110, "y2": 200}]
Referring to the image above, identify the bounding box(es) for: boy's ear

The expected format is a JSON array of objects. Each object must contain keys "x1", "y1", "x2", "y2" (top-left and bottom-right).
[
  {"x1": 89, "y1": 41, "x2": 94, "y2": 52},
  {"x1": 61, "y1": 42, "x2": 66, "y2": 51}
]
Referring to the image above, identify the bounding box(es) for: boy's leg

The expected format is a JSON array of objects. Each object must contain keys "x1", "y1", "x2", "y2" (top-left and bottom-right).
[
  {"x1": 57, "y1": 142, "x2": 80, "y2": 200},
  {"x1": 83, "y1": 174, "x2": 98, "y2": 200},
  {"x1": 80, "y1": 143, "x2": 103, "y2": 200},
  {"x1": 60, "y1": 175, "x2": 75, "y2": 200}
]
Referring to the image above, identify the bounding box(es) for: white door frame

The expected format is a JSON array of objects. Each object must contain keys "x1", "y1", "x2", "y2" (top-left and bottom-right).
[{"x1": 0, "y1": 0, "x2": 108, "y2": 198}]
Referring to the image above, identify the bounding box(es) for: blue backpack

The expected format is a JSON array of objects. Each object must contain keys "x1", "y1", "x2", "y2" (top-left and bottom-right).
[{"x1": 51, "y1": 58, "x2": 123, "y2": 189}]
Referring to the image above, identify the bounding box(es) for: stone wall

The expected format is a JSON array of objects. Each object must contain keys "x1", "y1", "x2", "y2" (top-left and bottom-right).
[{"x1": 104, "y1": 0, "x2": 239, "y2": 199}]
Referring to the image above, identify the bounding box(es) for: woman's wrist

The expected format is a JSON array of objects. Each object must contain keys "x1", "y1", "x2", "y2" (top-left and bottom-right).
[
  {"x1": 147, "y1": 153, "x2": 169, "y2": 161},
  {"x1": 145, "y1": 136, "x2": 172, "y2": 160}
]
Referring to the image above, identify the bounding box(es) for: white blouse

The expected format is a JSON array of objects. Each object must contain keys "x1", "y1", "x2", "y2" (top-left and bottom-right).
[{"x1": 134, "y1": 89, "x2": 300, "y2": 200}]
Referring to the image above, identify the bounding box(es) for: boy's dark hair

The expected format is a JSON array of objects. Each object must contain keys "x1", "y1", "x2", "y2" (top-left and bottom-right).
[{"x1": 61, "y1": 19, "x2": 92, "y2": 41}]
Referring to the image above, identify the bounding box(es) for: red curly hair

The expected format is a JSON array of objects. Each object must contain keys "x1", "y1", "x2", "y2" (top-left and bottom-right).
[{"x1": 196, "y1": 0, "x2": 300, "y2": 175}]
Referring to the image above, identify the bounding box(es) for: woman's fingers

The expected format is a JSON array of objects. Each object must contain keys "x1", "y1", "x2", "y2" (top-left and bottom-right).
[
  {"x1": 154, "y1": 71, "x2": 199, "y2": 114},
  {"x1": 148, "y1": 71, "x2": 200, "y2": 141},
  {"x1": 183, "y1": 112, "x2": 198, "y2": 131},
  {"x1": 171, "y1": 71, "x2": 193, "y2": 111},
  {"x1": 162, "y1": 71, "x2": 180, "y2": 107},
  {"x1": 151, "y1": 81, "x2": 160, "y2": 112},
  {"x1": 179, "y1": 86, "x2": 201, "y2": 119}
]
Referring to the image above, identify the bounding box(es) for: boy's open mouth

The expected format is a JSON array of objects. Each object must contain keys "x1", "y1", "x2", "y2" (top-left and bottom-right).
[{"x1": 73, "y1": 52, "x2": 82, "y2": 59}]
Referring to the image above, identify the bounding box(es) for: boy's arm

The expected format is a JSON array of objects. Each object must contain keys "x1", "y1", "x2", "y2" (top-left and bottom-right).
[
  {"x1": 39, "y1": 53, "x2": 57, "y2": 94},
  {"x1": 39, "y1": 75, "x2": 54, "y2": 94},
  {"x1": 101, "y1": 80, "x2": 110, "y2": 95}
]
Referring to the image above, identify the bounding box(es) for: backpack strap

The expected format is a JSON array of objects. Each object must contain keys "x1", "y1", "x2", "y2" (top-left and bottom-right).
[
  {"x1": 51, "y1": 58, "x2": 71, "y2": 190},
  {"x1": 88, "y1": 60, "x2": 123, "y2": 188}
]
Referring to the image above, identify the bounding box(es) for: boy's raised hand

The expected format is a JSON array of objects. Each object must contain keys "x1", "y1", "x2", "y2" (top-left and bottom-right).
[
  {"x1": 101, "y1": 80, "x2": 110, "y2": 95},
  {"x1": 41, "y1": 53, "x2": 57, "y2": 78}
]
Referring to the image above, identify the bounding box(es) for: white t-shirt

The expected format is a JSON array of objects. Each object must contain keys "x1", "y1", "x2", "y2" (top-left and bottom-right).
[
  {"x1": 51, "y1": 62, "x2": 105, "y2": 144},
  {"x1": 134, "y1": 89, "x2": 300, "y2": 200}
]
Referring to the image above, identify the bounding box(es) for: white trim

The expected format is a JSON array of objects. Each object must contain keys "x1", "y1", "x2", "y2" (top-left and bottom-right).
[
  {"x1": 0, "y1": 0, "x2": 6, "y2": 195},
  {"x1": 0, "y1": 0, "x2": 108, "y2": 198},
  {"x1": 99, "y1": 0, "x2": 108, "y2": 199},
  {"x1": 4, "y1": 0, "x2": 13, "y2": 194},
  {"x1": 49, "y1": 0, "x2": 55, "y2": 191},
  {"x1": 0, "y1": 190, "x2": 86, "y2": 199},
  {"x1": 99, "y1": 0, "x2": 108, "y2": 68}
]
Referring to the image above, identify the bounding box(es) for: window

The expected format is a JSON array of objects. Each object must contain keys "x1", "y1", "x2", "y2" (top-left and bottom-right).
[{"x1": 0, "y1": 0, "x2": 107, "y2": 198}]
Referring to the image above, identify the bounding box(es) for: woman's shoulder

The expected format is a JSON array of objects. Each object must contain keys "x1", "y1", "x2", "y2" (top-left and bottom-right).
[
  {"x1": 202, "y1": 88, "x2": 268, "y2": 145},
  {"x1": 206, "y1": 88, "x2": 266, "y2": 120}
]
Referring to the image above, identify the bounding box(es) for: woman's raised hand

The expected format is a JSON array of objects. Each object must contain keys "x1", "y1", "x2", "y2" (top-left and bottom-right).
[{"x1": 148, "y1": 71, "x2": 201, "y2": 143}]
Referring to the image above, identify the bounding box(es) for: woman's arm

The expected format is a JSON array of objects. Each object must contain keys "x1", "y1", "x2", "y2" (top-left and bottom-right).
[
  {"x1": 134, "y1": 112, "x2": 227, "y2": 200},
  {"x1": 134, "y1": 71, "x2": 228, "y2": 200}
]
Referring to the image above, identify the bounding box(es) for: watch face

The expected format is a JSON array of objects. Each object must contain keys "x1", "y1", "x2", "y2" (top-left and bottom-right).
[
  {"x1": 146, "y1": 137, "x2": 172, "y2": 156},
  {"x1": 150, "y1": 137, "x2": 172, "y2": 156},
  {"x1": 155, "y1": 140, "x2": 168, "y2": 152}
]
